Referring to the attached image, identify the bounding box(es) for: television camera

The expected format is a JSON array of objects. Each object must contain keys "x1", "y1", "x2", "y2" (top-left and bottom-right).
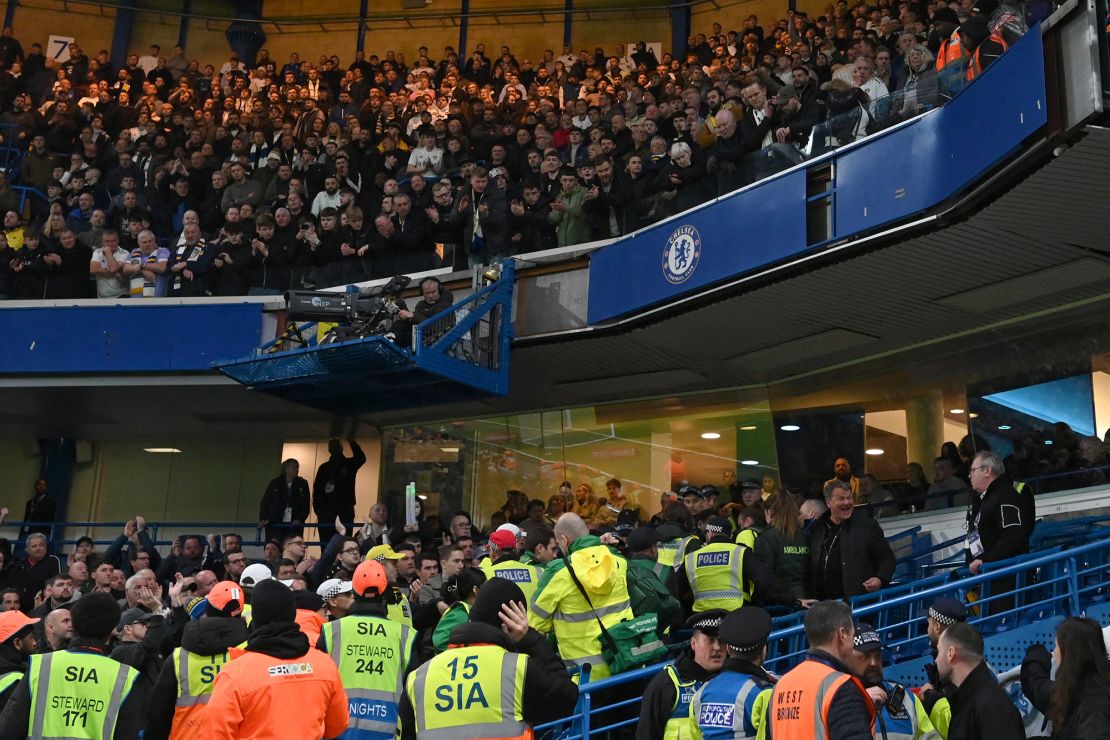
[{"x1": 285, "y1": 275, "x2": 412, "y2": 345}]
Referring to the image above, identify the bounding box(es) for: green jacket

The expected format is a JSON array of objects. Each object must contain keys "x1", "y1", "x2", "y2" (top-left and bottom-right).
[
  {"x1": 547, "y1": 186, "x2": 591, "y2": 247},
  {"x1": 433, "y1": 602, "x2": 469, "y2": 653}
]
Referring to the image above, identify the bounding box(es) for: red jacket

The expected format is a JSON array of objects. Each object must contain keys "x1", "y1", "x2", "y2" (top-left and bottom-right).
[{"x1": 205, "y1": 644, "x2": 348, "y2": 740}]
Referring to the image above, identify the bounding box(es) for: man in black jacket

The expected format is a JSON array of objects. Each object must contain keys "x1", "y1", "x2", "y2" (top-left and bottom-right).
[
  {"x1": 936, "y1": 622, "x2": 1023, "y2": 740},
  {"x1": 966, "y1": 451, "x2": 1031, "y2": 574},
  {"x1": 110, "y1": 609, "x2": 166, "y2": 716},
  {"x1": 398, "y1": 578, "x2": 578, "y2": 740},
  {"x1": 313, "y1": 437, "x2": 366, "y2": 543},
  {"x1": 19, "y1": 478, "x2": 56, "y2": 544},
  {"x1": 447, "y1": 166, "x2": 511, "y2": 267},
  {"x1": 807, "y1": 480, "x2": 895, "y2": 600},
  {"x1": 259, "y1": 458, "x2": 310, "y2": 544}
]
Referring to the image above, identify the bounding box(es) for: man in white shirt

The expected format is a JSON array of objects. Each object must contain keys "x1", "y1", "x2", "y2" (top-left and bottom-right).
[
  {"x1": 310, "y1": 175, "x2": 343, "y2": 216},
  {"x1": 853, "y1": 56, "x2": 890, "y2": 116},
  {"x1": 406, "y1": 127, "x2": 444, "y2": 176},
  {"x1": 137, "y1": 45, "x2": 160, "y2": 76},
  {"x1": 89, "y1": 229, "x2": 131, "y2": 298}
]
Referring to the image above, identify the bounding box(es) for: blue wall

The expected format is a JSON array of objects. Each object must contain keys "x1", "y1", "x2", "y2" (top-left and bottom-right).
[
  {"x1": 587, "y1": 30, "x2": 1048, "y2": 325},
  {"x1": 0, "y1": 303, "x2": 265, "y2": 373}
]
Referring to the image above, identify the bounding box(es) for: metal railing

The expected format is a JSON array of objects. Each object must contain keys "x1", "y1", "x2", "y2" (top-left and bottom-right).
[{"x1": 534, "y1": 532, "x2": 1110, "y2": 738}]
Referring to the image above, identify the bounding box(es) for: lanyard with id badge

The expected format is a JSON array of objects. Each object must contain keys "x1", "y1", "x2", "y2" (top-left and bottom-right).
[{"x1": 967, "y1": 508, "x2": 984, "y2": 558}]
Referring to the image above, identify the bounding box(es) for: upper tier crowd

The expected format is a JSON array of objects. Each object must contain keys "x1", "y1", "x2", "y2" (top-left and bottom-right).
[{"x1": 0, "y1": 0, "x2": 1031, "y2": 300}]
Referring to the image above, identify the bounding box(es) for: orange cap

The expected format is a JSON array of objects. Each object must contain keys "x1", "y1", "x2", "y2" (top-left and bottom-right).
[
  {"x1": 352, "y1": 560, "x2": 388, "y2": 598},
  {"x1": 0, "y1": 611, "x2": 39, "y2": 643},
  {"x1": 205, "y1": 581, "x2": 245, "y2": 617}
]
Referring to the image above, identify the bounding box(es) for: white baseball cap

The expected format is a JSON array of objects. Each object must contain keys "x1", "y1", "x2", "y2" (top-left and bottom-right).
[
  {"x1": 239, "y1": 563, "x2": 274, "y2": 588},
  {"x1": 316, "y1": 578, "x2": 354, "y2": 601},
  {"x1": 495, "y1": 523, "x2": 522, "y2": 538}
]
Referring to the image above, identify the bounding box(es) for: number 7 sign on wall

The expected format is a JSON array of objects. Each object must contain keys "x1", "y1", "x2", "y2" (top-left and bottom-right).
[{"x1": 48, "y1": 35, "x2": 74, "y2": 62}]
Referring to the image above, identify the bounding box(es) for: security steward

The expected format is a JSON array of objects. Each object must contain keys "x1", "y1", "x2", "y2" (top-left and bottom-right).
[
  {"x1": 0, "y1": 591, "x2": 142, "y2": 740},
  {"x1": 764, "y1": 600, "x2": 875, "y2": 739},
  {"x1": 319, "y1": 560, "x2": 416, "y2": 740},
  {"x1": 689, "y1": 606, "x2": 777, "y2": 740},
  {"x1": 366, "y1": 544, "x2": 414, "y2": 626},
  {"x1": 656, "y1": 496, "x2": 702, "y2": 574},
  {"x1": 679, "y1": 516, "x2": 803, "y2": 614},
  {"x1": 0, "y1": 610, "x2": 39, "y2": 709},
  {"x1": 205, "y1": 579, "x2": 349, "y2": 739},
  {"x1": 849, "y1": 624, "x2": 940, "y2": 740},
  {"x1": 400, "y1": 578, "x2": 578, "y2": 740},
  {"x1": 479, "y1": 529, "x2": 541, "y2": 606},
  {"x1": 145, "y1": 580, "x2": 250, "y2": 740},
  {"x1": 636, "y1": 610, "x2": 727, "y2": 740}
]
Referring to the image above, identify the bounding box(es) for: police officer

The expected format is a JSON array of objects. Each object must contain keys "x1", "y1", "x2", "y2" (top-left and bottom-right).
[
  {"x1": 689, "y1": 606, "x2": 777, "y2": 740},
  {"x1": 145, "y1": 580, "x2": 249, "y2": 740},
  {"x1": 400, "y1": 578, "x2": 578, "y2": 740},
  {"x1": 0, "y1": 591, "x2": 141, "y2": 739},
  {"x1": 764, "y1": 600, "x2": 874, "y2": 739},
  {"x1": 679, "y1": 516, "x2": 801, "y2": 614},
  {"x1": 637, "y1": 610, "x2": 727, "y2": 740},
  {"x1": 366, "y1": 544, "x2": 414, "y2": 626},
  {"x1": 319, "y1": 560, "x2": 416, "y2": 740},
  {"x1": 920, "y1": 598, "x2": 969, "y2": 738},
  {"x1": 0, "y1": 610, "x2": 38, "y2": 708},
  {"x1": 479, "y1": 529, "x2": 541, "y2": 605},
  {"x1": 850, "y1": 623, "x2": 940, "y2": 740}
]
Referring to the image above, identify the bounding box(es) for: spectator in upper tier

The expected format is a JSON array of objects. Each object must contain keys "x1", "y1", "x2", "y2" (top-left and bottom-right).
[
  {"x1": 313, "y1": 436, "x2": 366, "y2": 543},
  {"x1": 259, "y1": 458, "x2": 311, "y2": 545},
  {"x1": 19, "y1": 478, "x2": 56, "y2": 544},
  {"x1": 965, "y1": 451, "x2": 1031, "y2": 575},
  {"x1": 88, "y1": 228, "x2": 130, "y2": 298},
  {"x1": 823, "y1": 457, "x2": 861, "y2": 503},
  {"x1": 807, "y1": 480, "x2": 895, "y2": 600}
]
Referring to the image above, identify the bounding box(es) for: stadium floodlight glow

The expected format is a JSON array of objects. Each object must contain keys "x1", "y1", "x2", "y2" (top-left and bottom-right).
[
  {"x1": 701, "y1": 432, "x2": 721, "y2": 439},
  {"x1": 780, "y1": 424, "x2": 801, "y2": 431},
  {"x1": 143, "y1": 448, "x2": 182, "y2": 454}
]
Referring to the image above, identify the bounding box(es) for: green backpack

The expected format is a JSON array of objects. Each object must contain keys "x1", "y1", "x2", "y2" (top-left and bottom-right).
[{"x1": 626, "y1": 559, "x2": 684, "y2": 636}]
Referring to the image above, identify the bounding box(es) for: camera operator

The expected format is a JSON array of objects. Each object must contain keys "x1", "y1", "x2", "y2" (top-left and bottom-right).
[{"x1": 392, "y1": 276, "x2": 454, "y2": 348}]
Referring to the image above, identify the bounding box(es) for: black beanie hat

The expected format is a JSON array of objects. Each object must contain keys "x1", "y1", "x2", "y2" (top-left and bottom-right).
[
  {"x1": 250, "y1": 579, "x2": 296, "y2": 626},
  {"x1": 468, "y1": 577, "x2": 527, "y2": 628}
]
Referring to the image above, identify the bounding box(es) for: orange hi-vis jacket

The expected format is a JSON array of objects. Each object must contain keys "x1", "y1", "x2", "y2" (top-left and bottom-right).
[
  {"x1": 204, "y1": 645, "x2": 349, "y2": 740},
  {"x1": 767, "y1": 656, "x2": 875, "y2": 739},
  {"x1": 935, "y1": 29, "x2": 964, "y2": 71},
  {"x1": 967, "y1": 34, "x2": 1010, "y2": 81}
]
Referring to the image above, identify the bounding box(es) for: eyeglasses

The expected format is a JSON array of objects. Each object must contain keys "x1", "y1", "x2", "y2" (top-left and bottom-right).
[
  {"x1": 969, "y1": 466, "x2": 987, "y2": 474},
  {"x1": 340, "y1": 548, "x2": 360, "y2": 555},
  {"x1": 227, "y1": 557, "x2": 247, "y2": 565},
  {"x1": 287, "y1": 540, "x2": 305, "y2": 547}
]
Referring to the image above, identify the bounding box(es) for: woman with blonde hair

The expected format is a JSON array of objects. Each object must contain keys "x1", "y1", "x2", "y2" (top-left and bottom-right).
[{"x1": 570, "y1": 482, "x2": 599, "y2": 524}]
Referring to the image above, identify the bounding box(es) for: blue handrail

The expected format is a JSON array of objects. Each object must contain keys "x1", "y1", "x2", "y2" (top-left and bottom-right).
[{"x1": 535, "y1": 532, "x2": 1110, "y2": 737}]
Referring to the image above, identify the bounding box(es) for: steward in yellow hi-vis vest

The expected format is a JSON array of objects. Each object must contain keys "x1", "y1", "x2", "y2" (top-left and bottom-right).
[
  {"x1": 678, "y1": 517, "x2": 801, "y2": 615},
  {"x1": 0, "y1": 592, "x2": 142, "y2": 740},
  {"x1": 400, "y1": 577, "x2": 578, "y2": 740},
  {"x1": 145, "y1": 581, "x2": 250, "y2": 740},
  {"x1": 319, "y1": 560, "x2": 417, "y2": 740},
  {"x1": 638, "y1": 609, "x2": 729, "y2": 740}
]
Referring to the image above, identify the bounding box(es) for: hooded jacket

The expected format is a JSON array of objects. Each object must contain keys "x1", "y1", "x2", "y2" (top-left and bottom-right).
[
  {"x1": 528, "y1": 535, "x2": 634, "y2": 680},
  {"x1": 144, "y1": 616, "x2": 249, "y2": 740},
  {"x1": 0, "y1": 643, "x2": 29, "y2": 709}
]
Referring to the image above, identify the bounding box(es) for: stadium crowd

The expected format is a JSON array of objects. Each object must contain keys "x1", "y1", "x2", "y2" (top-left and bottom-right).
[
  {"x1": 0, "y1": 440, "x2": 1092, "y2": 739},
  {"x1": 0, "y1": 0, "x2": 1029, "y2": 300}
]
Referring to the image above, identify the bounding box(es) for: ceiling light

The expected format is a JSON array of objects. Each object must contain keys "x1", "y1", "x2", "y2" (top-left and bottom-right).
[
  {"x1": 950, "y1": 408, "x2": 965, "y2": 414},
  {"x1": 417, "y1": 494, "x2": 428, "y2": 500},
  {"x1": 780, "y1": 424, "x2": 800, "y2": 432},
  {"x1": 701, "y1": 432, "x2": 721, "y2": 439},
  {"x1": 440, "y1": 446, "x2": 460, "y2": 453},
  {"x1": 1044, "y1": 440, "x2": 1054, "y2": 445},
  {"x1": 739, "y1": 425, "x2": 758, "y2": 431},
  {"x1": 865, "y1": 448, "x2": 884, "y2": 456},
  {"x1": 143, "y1": 448, "x2": 182, "y2": 454},
  {"x1": 740, "y1": 459, "x2": 760, "y2": 466},
  {"x1": 997, "y1": 425, "x2": 1011, "y2": 431},
  {"x1": 969, "y1": 413, "x2": 979, "y2": 419}
]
